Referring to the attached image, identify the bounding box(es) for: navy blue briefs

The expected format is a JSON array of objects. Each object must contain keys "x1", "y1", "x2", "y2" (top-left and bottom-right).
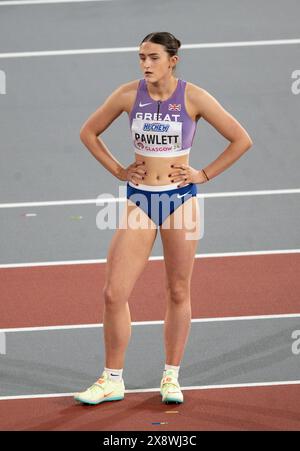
[{"x1": 126, "y1": 181, "x2": 198, "y2": 227}]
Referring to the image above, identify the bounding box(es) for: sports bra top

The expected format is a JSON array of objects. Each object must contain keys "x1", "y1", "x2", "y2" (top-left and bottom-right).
[{"x1": 128, "y1": 78, "x2": 197, "y2": 158}]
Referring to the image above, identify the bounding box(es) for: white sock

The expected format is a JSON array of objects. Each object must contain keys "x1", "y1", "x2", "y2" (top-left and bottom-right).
[
  {"x1": 104, "y1": 367, "x2": 123, "y2": 382},
  {"x1": 163, "y1": 364, "x2": 180, "y2": 379}
]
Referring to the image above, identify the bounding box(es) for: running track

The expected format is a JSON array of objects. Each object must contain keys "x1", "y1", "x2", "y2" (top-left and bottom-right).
[{"x1": 1, "y1": 0, "x2": 300, "y2": 431}]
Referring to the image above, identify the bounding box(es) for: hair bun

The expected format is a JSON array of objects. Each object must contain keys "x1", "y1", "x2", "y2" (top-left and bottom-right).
[{"x1": 140, "y1": 32, "x2": 181, "y2": 57}]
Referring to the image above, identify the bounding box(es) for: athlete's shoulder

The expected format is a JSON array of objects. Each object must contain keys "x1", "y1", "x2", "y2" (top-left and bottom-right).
[
  {"x1": 185, "y1": 82, "x2": 216, "y2": 118},
  {"x1": 117, "y1": 79, "x2": 141, "y2": 113},
  {"x1": 118, "y1": 79, "x2": 141, "y2": 94},
  {"x1": 183, "y1": 81, "x2": 207, "y2": 120},
  {"x1": 185, "y1": 81, "x2": 207, "y2": 100}
]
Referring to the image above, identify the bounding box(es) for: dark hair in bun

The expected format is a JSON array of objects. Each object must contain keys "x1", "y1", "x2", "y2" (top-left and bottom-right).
[{"x1": 140, "y1": 32, "x2": 181, "y2": 57}]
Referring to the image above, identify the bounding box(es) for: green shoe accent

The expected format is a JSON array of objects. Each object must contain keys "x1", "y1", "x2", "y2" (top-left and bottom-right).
[{"x1": 74, "y1": 370, "x2": 125, "y2": 405}]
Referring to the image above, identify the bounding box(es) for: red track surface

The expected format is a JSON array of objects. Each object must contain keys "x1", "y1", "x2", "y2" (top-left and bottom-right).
[
  {"x1": 1, "y1": 253, "x2": 300, "y2": 329},
  {"x1": 1, "y1": 384, "x2": 300, "y2": 431},
  {"x1": 1, "y1": 252, "x2": 300, "y2": 430}
]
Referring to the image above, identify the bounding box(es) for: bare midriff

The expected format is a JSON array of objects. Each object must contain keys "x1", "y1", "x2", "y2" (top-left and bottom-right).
[{"x1": 135, "y1": 153, "x2": 189, "y2": 186}]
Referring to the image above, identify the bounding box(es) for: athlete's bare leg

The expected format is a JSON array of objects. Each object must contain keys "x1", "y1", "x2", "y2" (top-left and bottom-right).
[
  {"x1": 160, "y1": 196, "x2": 200, "y2": 366},
  {"x1": 103, "y1": 200, "x2": 157, "y2": 369}
]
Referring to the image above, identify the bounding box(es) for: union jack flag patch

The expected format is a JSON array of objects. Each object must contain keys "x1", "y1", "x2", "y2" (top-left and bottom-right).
[{"x1": 168, "y1": 103, "x2": 181, "y2": 111}]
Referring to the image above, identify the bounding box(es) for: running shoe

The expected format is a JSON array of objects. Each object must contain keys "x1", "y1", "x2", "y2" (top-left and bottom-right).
[
  {"x1": 160, "y1": 369, "x2": 184, "y2": 404},
  {"x1": 74, "y1": 370, "x2": 125, "y2": 405}
]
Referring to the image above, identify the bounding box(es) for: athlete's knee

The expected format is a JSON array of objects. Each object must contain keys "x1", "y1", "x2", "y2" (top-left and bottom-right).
[
  {"x1": 103, "y1": 284, "x2": 128, "y2": 308},
  {"x1": 167, "y1": 282, "x2": 190, "y2": 305}
]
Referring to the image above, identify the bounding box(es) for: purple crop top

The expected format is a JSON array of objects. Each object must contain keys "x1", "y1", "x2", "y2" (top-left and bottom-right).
[{"x1": 129, "y1": 78, "x2": 197, "y2": 158}]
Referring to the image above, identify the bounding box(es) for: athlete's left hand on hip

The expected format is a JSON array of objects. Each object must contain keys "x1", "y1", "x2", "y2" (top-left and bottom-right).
[{"x1": 169, "y1": 164, "x2": 205, "y2": 188}]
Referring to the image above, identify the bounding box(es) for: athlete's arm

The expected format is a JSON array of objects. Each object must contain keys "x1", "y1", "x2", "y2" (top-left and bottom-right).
[
  {"x1": 188, "y1": 84, "x2": 253, "y2": 181},
  {"x1": 79, "y1": 84, "x2": 129, "y2": 180},
  {"x1": 80, "y1": 85, "x2": 127, "y2": 137}
]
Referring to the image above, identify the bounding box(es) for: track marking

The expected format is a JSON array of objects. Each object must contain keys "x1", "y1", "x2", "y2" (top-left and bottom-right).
[
  {"x1": 1, "y1": 312, "x2": 300, "y2": 334},
  {"x1": 0, "y1": 248, "x2": 299, "y2": 269},
  {"x1": 0, "y1": 0, "x2": 114, "y2": 5},
  {"x1": 0, "y1": 39, "x2": 300, "y2": 59},
  {"x1": 1, "y1": 249, "x2": 300, "y2": 268},
  {"x1": 0, "y1": 188, "x2": 299, "y2": 209},
  {"x1": 1, "y1": 379, "x2": 300, "y2": 402}
]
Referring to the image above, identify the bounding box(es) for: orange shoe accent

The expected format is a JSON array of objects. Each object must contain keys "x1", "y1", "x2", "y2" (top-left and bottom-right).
[{"x1": 104, "y1": 391, "x2": 114, "y2": 398}]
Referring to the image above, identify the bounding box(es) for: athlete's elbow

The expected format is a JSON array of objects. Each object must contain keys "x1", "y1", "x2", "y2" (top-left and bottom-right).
[
  {"x1": 79, "y1": 125, "x2": 87, "y2": 141},
  {"x1": 238, "y1": 133, "x2": 253, "y2": 153},
  {"x1": 243, "y1": 129, "x2": 253, "y2": 150},
  {"x1": 244, "y1": 137, "x2": 253, "y2": 151},
  {"x1": 80, "y1": 126, "x2": 97, "y2": 145}
]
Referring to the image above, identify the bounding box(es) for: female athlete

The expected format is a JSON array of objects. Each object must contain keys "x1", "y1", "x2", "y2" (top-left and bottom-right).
[{"x1": 74, "y1": 31, "x2": 253, "y2": 405}]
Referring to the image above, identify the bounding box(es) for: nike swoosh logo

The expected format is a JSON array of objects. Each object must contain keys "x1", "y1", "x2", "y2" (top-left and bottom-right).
[
  {"x1": 177, "y1": 191, "x2": 191, "y2": 199},
  {"x1": 139, "y1": 102, "x2": 152, "y2": 107},
  {"x1": 104, "y1": 391, "x2": 114, "y2": 398}
]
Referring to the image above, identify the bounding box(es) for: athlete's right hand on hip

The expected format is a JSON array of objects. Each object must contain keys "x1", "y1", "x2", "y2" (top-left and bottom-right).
[{"x1": 126, "y1": 161, "x2": 146, "y2": 186}]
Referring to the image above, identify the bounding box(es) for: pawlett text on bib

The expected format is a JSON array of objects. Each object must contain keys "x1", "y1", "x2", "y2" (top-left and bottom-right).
[{"x1": 132, "y1": 118, "x2": 182, "y2": 154}]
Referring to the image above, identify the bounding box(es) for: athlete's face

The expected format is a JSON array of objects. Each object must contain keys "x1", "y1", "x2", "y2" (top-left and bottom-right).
[{"x1": 139, "y1": 42, "x2": 178, "y2": 82}]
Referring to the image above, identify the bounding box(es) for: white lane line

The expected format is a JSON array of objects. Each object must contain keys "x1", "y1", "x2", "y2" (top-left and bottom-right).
[
  {"x1": 1, "y1": 313, "x2": 300, "y2": 334},
  {"x1": 1, "y1": 188, "x2": 299, "y2": 209},
  {"x1": 203, "y1": 188, "x2": 300, "y2": 198},
  {"x1": 1, "y1": 380, "x2": 300, "y2": 401},
  {"x1": 0, "y1": 197, "x2": 125, "y2": 208},
  {"x1": 0, "y1": 249, "x2": 299, "y2": 269},
  {"x1": 183, "y1": 39, "x2": 300, "y2": 49},
  {"x1": 0, "y1": 259, "x2": 107, "y2": 268},
  {"x1": 0, "y1": 0, "x2": 114, "y2": 5},
  {"x1": 0, "y1": 38, "x2": 300, "y2": 59},
  {"x1": 0, "y1": 46, "x2": 137, "y2": 59}
]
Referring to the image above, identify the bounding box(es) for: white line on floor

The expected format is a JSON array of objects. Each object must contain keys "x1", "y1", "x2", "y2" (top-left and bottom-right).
[
  {"x1": 0, "y1": 248, "x2": 299, "y2": 269},
  {"x1": 1, "y1": 379, "x2": 300, "y2": 401},
  {"x1": 1, "y1": 312, "x2": 300, "y2": 334},
  {"x1": 0, "y1": 0, "x2": 114, "y2": 5},
  {"x1": 0, "y1": 39, "x2": 300, "y2": 59},
  {"x1": 0, "y1": 188, "x2": 299, "y2": 209}
]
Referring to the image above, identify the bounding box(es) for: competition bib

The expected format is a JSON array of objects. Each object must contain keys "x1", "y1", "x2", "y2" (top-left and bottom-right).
[{"x1": 131, "y1": 118, "x2": 182, "y2": 154}]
